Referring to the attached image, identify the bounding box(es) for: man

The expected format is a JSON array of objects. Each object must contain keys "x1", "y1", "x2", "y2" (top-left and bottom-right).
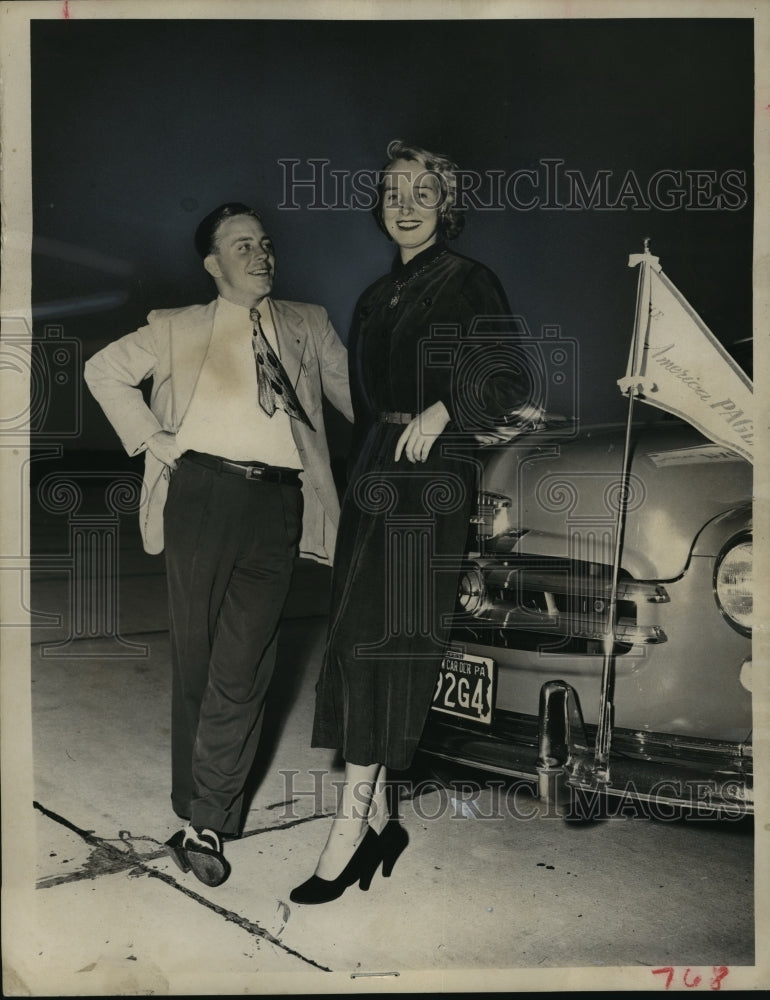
[{"x1": 85, "y1": 203, "x2": 353, "y2": 887}]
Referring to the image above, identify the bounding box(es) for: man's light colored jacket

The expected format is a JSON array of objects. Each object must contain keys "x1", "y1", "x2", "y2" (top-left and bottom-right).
[{"x1": 84, "y1": 298, "x2": 353, "y2": 563}]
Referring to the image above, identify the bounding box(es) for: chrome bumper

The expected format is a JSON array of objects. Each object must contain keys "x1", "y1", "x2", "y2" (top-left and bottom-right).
[{"x1": 418, "y1": 681, "x2": 753, "y2": 817}]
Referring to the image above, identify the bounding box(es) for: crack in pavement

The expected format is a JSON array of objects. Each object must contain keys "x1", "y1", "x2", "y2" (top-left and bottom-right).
[
  {"x1": 141, "y1": 868, "x2": 332, "y2": 972},
  {"x1": 34, "y1": 804, "x2": 330, "y2": 889},
  {"x1": 239, "y1": 811, "x2": 332, "y2": 838},
  {"x1": 34, "y1": 801, "x2": 158, "y2": 888},
  {"x1": 33, "y1": 800, "x2": 332, "y2": 972}
]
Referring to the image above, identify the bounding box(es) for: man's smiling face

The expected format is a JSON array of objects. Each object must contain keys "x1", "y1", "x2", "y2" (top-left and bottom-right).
[{"x1": 204, "y1": 214, "x2": 276, "y2": 308}]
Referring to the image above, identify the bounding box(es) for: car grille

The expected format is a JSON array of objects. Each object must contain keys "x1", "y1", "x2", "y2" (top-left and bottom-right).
[{"x1": 452, "y1": 556, "x2": 668, "y2": 653}]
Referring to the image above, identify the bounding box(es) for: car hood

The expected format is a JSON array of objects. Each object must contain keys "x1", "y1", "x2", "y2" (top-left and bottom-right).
[{"x1": 480, "y1": 421, "x2": 752, "y2": 579}]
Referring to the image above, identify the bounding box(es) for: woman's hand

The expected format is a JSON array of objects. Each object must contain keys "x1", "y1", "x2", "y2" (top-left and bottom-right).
[
  {"x1": 146, "y1": 430, "x2": 182, "y2": 470},
  {"x1": 395, "y1": 401, "x2": 451, "y2": 464}
]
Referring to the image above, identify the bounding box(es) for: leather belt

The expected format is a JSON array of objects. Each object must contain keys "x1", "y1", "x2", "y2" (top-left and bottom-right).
[
  {"x1": 378, "y1": 411, "x2": 417, "y2": 425},
  {"x1": 183, "y1": 450, "x2": 301, "y2": 486}
]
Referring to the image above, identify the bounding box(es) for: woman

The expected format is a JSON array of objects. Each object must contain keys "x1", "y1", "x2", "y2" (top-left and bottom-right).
[{"x1": 291, "y1": 140, "x2": 531, "y2": 904}]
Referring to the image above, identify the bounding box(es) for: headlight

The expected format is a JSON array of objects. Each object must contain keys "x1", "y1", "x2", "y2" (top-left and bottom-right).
[
  {"x1": 714, "y1": 534, "x2": 752, "y2": 636},
  {"x1": 458, "y1": 565, "x2": 486, "y2": 615}
]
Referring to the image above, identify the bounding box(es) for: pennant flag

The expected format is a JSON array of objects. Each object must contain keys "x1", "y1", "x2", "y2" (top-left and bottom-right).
[{"x1": 618, "y1": 250, "x2": 753, "y2": 463}]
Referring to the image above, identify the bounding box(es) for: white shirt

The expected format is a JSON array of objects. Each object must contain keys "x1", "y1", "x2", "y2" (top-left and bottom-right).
[{"x1": 176, "y1": 296, "x2": 302, "y2": 468}]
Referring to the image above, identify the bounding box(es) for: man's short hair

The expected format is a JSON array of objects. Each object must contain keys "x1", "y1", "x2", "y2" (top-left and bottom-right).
[{"x1": 194, "y1": 203, "x2": 264, "y2": 258}]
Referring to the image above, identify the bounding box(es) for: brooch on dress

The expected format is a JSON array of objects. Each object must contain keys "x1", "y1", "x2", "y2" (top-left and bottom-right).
[{"x1": 388, "y1": 250, "x2": 447, "y2": 308}]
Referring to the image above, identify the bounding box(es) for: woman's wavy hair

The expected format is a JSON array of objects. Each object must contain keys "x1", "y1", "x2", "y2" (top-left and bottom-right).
[{"x1": 372, "y1": 139, "x2": 465, "y2": 241}]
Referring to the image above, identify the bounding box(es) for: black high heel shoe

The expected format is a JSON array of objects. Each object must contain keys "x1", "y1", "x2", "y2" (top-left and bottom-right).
[
  {"x1": 290, "y1": 828, "x2": 380, "y2": 905},
  {"x1": 377, "y1": 820, "x2": 409, "y2": 879}
]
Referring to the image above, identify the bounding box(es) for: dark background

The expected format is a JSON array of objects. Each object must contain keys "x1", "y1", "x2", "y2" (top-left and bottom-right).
[{"x1": 30, "y1": 17, "x2": 754, "y2": 457}]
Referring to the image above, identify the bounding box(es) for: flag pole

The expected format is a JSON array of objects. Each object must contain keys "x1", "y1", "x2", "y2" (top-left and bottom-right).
[{"x1": 593, "y1": 239, "x2": 653, "y2": 783}]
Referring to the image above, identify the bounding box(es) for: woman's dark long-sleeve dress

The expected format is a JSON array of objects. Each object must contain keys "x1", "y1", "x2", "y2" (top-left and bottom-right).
[{"x1": 311, "y1": 242, "x2": 530, "y2": 770}]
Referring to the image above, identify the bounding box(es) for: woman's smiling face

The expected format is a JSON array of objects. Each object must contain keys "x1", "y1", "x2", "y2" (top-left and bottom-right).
[{"x1": 381, "y1": 158, "x2": 442, "y2": 262}]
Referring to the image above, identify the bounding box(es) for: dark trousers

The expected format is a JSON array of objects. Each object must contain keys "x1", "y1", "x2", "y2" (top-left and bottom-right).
[{"x1": 163, "y1": 456, "x2": 303, "y2": 835}]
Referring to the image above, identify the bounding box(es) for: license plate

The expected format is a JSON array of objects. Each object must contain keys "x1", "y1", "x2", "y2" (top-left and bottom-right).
[{"x1": 432, "y1": 650, "x2": 495, "y2": 725}]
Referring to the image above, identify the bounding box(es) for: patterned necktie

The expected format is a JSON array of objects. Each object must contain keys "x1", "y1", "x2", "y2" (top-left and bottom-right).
[{"x1": 250, "y1": 307, "x2": 315, "y2": 431}]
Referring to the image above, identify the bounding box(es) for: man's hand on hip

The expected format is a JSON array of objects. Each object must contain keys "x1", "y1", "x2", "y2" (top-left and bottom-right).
[{"x1": 147, "y1": 430, "x2": 183, "y2": 470}]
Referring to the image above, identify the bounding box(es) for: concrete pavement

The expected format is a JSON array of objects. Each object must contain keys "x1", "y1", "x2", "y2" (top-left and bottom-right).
[{"x1": 2, "y1": 497, "x2": 761, "y2": 994}]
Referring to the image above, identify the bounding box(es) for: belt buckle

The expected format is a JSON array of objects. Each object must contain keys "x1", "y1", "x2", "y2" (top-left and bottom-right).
[{"x1": 244, "y1": 465, "x2": 263, "y2": 481}]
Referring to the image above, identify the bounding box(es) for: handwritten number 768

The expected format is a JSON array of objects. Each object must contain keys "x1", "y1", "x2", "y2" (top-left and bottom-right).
[{"x1": 652, "y1": 967, "x2": 729, "y2": 991}]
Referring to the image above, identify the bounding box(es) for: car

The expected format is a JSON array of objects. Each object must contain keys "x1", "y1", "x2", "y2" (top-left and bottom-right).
[{"x1": 418, "y1": 417, "x2": 753, "y2": 819}]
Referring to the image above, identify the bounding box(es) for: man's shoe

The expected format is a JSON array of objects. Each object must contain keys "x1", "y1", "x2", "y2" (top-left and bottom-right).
[
  {"x1": 164, "y1": 829, "x2": 191, "y2": 873},
  {"x1": 183, "y1": 826, "x2": 231, "y2": 887},
  {"x1": 163, "y1": 826, "x2": 230, "y2": 887}
]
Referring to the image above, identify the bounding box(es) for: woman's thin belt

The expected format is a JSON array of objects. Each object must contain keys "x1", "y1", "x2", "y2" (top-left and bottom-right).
[{"x1": 378, "y1": 411, "x2": 417, "y2": 425}]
